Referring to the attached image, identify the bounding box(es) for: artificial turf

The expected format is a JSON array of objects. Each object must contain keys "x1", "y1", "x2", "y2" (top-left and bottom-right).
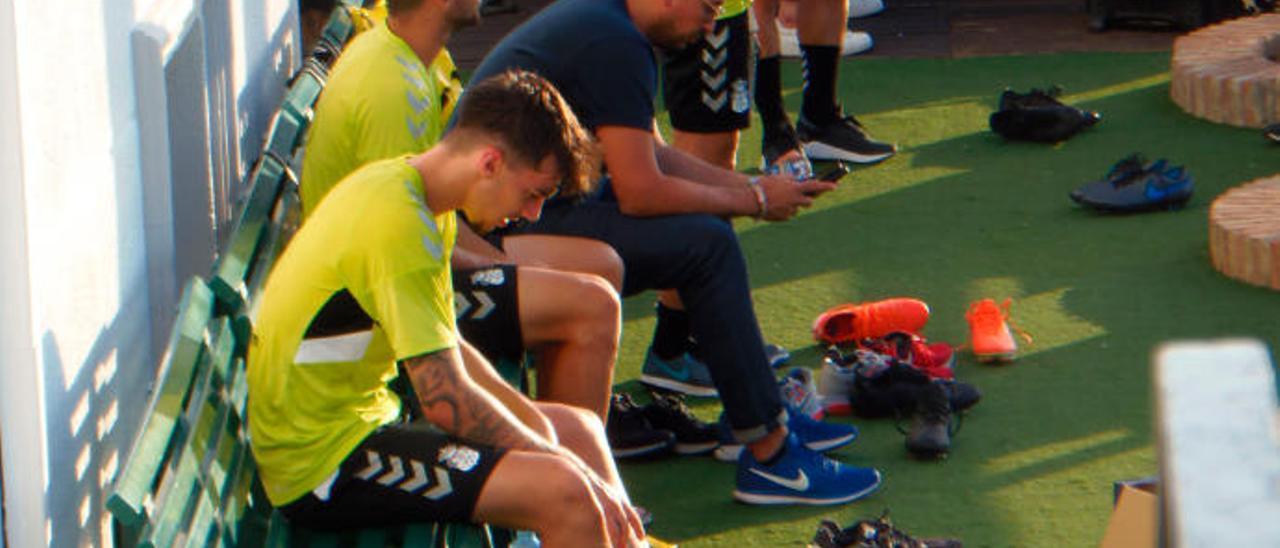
[{"x1": 609, "y1": 50, "x2": 1280, "y2": 546}]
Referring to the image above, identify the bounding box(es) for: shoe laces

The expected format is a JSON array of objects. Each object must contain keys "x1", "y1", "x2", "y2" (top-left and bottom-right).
[
  {"x1": 964, "y1": 298, "x2": 1033, "y2": 346},
  {"x1": 650, "y1": 392, "x2": 700, "y2": 426}
]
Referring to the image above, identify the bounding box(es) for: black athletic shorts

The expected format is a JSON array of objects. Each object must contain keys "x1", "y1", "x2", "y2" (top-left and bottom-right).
[
  {"x1": 279, "y1": 422, "x2": 507, "y2": 530},
  {"x1": 454, "y1": 265, "x2": 523, "y2": 364},
  {"x1": 662, "y1": 12, "x2": 752, "y2": 133}
]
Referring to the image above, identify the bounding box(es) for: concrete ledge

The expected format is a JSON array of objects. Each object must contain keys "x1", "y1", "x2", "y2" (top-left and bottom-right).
[
  {"x1": 1154, "y1": 339, "x2": 1280, "y2": 547},
  {"x1": 1170, "y1": 14, "x2": 1280, "y2": 128}
]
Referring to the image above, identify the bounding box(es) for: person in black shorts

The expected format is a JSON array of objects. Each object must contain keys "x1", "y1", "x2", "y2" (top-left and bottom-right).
[{"x1": 249, "y1": 71, "x2": 643, "y2": 544}]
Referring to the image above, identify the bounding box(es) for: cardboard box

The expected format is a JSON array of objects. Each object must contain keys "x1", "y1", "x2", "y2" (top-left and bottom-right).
[{"x1": 1100, "y1": 482, "x2": 1158, "y2": 548}]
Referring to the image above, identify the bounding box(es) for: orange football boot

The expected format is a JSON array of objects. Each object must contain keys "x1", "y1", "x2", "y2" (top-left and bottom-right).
[
  {"x1": 965, "y1": 298, "x2": 1018, "y2": 362},
  {"x1": 812, "y1": 298, "x2": 931, "y2": 345}
]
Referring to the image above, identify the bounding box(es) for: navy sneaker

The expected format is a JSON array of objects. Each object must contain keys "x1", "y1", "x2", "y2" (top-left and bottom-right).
[
  {"x1": 1071, "y1": 155, "x2": 1193, "y2": 212},
  {"x1": 640, "y1": 348, "x2": 717, "y2": 397},
  {"x1": 714, "y1": 409, "x2": 859, "y2": 462},
  {"x1": 796, "y1": 114, "x2": 896, "y2": 164},
  {"x1": 734, "y1": 433, "x2": 882, "y2": 506}
]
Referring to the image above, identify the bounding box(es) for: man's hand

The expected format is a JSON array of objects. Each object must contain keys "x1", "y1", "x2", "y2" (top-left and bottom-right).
[
  {"x1": 582, "y1": 471, "x2": 645, "y2": 548},
  {"x1": 757, "y1": 174, "x2": 837, "y2": 221}
]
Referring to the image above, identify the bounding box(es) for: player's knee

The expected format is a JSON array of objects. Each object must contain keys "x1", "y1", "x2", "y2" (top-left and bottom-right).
[
  {"x1": 537, "y1": 458, "x2": 602, "y2": 525},
  {"x1": 571, "y1": 276, "x2": 621, "y2": 344}
]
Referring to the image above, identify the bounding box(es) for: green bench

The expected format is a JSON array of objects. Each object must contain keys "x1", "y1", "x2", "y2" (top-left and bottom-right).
[
  {"x1": 107, "y1": 5, "x2": 518, "y2": 544},
  {"x1": 105, "y1": 277, "x2": 509, "y2": 547}
]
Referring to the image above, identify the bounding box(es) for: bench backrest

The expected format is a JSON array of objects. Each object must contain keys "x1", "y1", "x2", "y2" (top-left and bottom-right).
[{"x1": 107, "y1": 278, "x2": 268, "y2": 547}]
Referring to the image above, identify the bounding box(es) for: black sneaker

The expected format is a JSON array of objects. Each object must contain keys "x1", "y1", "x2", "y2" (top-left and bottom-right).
[
  {"x1": 796, "y1": 114, "x2": 897, "y2": 164},
  {"x1": 607, "y1": 394, "x2": 676, "y2": 459},
  {"x1": 641, "y1": 392, "x2": 719, "y2": 455},
  {"x1": 1263, "y1": 123, "x2": 1280, "y2": 143},
  {"x1": 998, "y1": 85, "x2": 1066, "y2": 110},
  {"x1": 904, "y1": 381, "x2": 951, "y2": 458},
  {"x1": 812, "y1": 510, "x2": 963, "y2": 548},
  {"x1": 939, "y1": 379, "x2": 981, "y2": 413}
]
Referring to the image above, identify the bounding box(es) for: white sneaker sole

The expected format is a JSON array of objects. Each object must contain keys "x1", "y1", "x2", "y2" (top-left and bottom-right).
[
  {"x1": 732, "y1": 472, "x2": 881, "y2": 505},
  {"x1": 639, "y1": 374, "x2": 719, "y2": 397},
  {"x1": 803, "y1": 140, "x2": 895, "y2": 164}
]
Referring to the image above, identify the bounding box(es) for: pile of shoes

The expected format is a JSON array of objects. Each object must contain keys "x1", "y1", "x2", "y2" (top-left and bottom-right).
[
  {"x1": 1070, "y1": 153, "x2": 1194, "y2": 212},
  {"x1": 812, "y1": 509, "x2": 962, "y2": 547},
  {"x1": 989, "y1": 86, "x2": 1100, "y2": 143},
  {"x1": 810, "y1": 297, "x2": 983, "y2": 459}
]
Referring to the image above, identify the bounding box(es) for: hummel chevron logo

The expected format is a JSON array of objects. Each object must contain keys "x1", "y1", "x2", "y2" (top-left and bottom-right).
[
  {"x1": 701, "y1": 90, "x2": 727, "y2": 111},
  {"x1": 706, "y1": 26, "x2": 729, "y2": 48},
  {"x1": 350, "y1": 451, "x2": 455, "y2": 499},
  {"x1": 377, "y1": 455, "x2": 406, "y2": 486},
  {"x1": 700, "y1": 69, "x2": 727, "y2": 90},
  {"x1": 407, "y1": 89, "x2": 431, "y2": 114},
  {"x1": 749, "y1": 468, "x2": 810, "y2": 491},
  {"x1": 701, "y1": 49, "x2": 727, "y2": 69},
  {"x1": 408, "y1": 117, "x2": 429, "y2": 141},
  {"x1": 454, "y1": 290, "x2": 496, "y2": 320},
  {"x1": 395, "y1": 55, "x2": 419, "y2": 71}
]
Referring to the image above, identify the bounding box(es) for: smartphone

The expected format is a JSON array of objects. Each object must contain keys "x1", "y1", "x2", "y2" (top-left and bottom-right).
[{"x1": 816, "y1": 162, "x2": 850, "y2": 182}]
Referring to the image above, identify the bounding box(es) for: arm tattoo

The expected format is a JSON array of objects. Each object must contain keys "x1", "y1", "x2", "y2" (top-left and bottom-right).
[{"x1": 405, "y1": 352, "x2": 552, "y2": 453}]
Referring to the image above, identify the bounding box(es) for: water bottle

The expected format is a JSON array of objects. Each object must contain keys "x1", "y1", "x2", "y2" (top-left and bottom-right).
[{"x1": 763, "y1": 154, "x2": 814, "y2": 181}]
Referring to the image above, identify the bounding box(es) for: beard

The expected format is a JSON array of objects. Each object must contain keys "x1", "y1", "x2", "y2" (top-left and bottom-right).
[{"x1": 646, "y1": 19, "x2": 703, "y2": 51}]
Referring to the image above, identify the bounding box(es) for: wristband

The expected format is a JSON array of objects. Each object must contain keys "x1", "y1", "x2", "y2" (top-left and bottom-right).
[{"x1": 747, "y1": 176, "x2": 767, "y2": 219}]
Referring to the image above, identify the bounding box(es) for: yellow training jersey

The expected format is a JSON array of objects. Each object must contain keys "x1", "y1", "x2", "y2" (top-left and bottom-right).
[
  {"x1": 300, "y1": 21, "x2": 462, "y2": 217},
  {"x1": 248, "y1": 156, "x2": 458, "y2": 505}
]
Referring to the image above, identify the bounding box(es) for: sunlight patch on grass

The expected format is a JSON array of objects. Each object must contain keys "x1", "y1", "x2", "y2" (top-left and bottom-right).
[
  {"x1": 984, "y1": 429, "x2": 1131, "y2": 476},
  {"x1": 1066, "y1": 73, "x2": 1171, "y2": 105},
  {"x1": 1012, "y1": 288, "x2": 1108, "y2": 358},
  {"x1": 983, "y1": 444, "x2": 1156, "y2": 546}
]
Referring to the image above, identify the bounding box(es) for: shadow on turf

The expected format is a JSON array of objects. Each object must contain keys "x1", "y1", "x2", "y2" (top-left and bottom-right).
[{"x1": 624, "y1": 54, "x2": 1280, "y2": 544}]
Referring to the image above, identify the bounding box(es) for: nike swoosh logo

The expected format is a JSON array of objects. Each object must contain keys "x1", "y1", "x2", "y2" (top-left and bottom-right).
[
  {"x1": 749, "y1": 468, "x2": 809, "y2": 491},
  {"x1": 1145, "y1": 179, "x2": 1186, "y2": 202}
]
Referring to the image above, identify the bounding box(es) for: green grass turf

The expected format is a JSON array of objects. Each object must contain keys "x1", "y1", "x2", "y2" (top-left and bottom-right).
[{"x1": 610, "y1": 51, "x2": 1280, "y2": 546}]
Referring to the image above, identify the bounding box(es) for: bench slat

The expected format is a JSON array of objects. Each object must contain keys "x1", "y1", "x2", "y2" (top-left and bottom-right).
[
  {"x1": 209, "y1": 154, "x2": 288, "y2": 316},
  {"x1": 108, "y1": 278, "x2": 214, "y2": 527}
]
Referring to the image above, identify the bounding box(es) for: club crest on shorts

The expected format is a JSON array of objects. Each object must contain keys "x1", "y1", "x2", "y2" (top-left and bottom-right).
[
  {"x1": 470, "y1": 268, "x2": 506, "y2": 286},
  {"x1": 438, "y1": 444, "x2": 481, "y2": 472},
  {"x1": 731, "y1": 78, "x2": 749, "y2": 114}
]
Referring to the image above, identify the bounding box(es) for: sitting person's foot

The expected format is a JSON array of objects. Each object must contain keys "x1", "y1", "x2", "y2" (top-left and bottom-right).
[
  {"x1": 715, "y1": 403, "x2": 859, "y2": 462},
  {"x1": 797, "y1": 113, "x2": 897, "y2": 164},
  {"x1": 733, "y1": 433, "x2": 882, "y2": 505},
  {"x1": 640, "y1": 347, "x2": 717, "y2": 397}
]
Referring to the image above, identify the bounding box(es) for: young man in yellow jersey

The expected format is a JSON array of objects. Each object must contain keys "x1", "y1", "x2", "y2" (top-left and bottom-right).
[
  {"x1": 299, "y1": 0, "x2": 641, "y2": 440},
  {"x1": 249, "y1": 70, "x2": 644, "y2": 545}
]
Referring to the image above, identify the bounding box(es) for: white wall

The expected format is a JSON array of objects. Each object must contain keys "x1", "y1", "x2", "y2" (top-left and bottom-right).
[{"x1": 0, "y1": 0, "x2": 298, "y2": 545}]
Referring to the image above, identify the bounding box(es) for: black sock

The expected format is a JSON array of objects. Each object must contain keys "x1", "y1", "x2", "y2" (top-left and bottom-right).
[
  {"x1": 651, "y1": 303, "x2": 693, "y2": 359},
  {"x1": 754, "y1": 54, "x2": 789, "y2": 131},
  {"x1": 800, "y1": 44, "x2": 840, "y2": 124}
]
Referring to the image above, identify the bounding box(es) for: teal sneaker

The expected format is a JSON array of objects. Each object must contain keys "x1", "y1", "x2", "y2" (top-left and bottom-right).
[{"x1": 640, "y1": 347, "x2": 718, "y2": 397}]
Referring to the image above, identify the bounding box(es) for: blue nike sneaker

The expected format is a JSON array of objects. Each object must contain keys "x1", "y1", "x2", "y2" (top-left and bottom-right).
[
  {"x1": 713, "y1": 409, "x2": 859, "y2": 462},
  {"x1": 640, "y1": 347, "x2": 718, "y2": 397},
  {"x1": 734, "y1": 433, "x2": 882, "y2": 505},
  {"x1": 1071, "y1": 154, "x2": 1193, "y2": 212}
]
